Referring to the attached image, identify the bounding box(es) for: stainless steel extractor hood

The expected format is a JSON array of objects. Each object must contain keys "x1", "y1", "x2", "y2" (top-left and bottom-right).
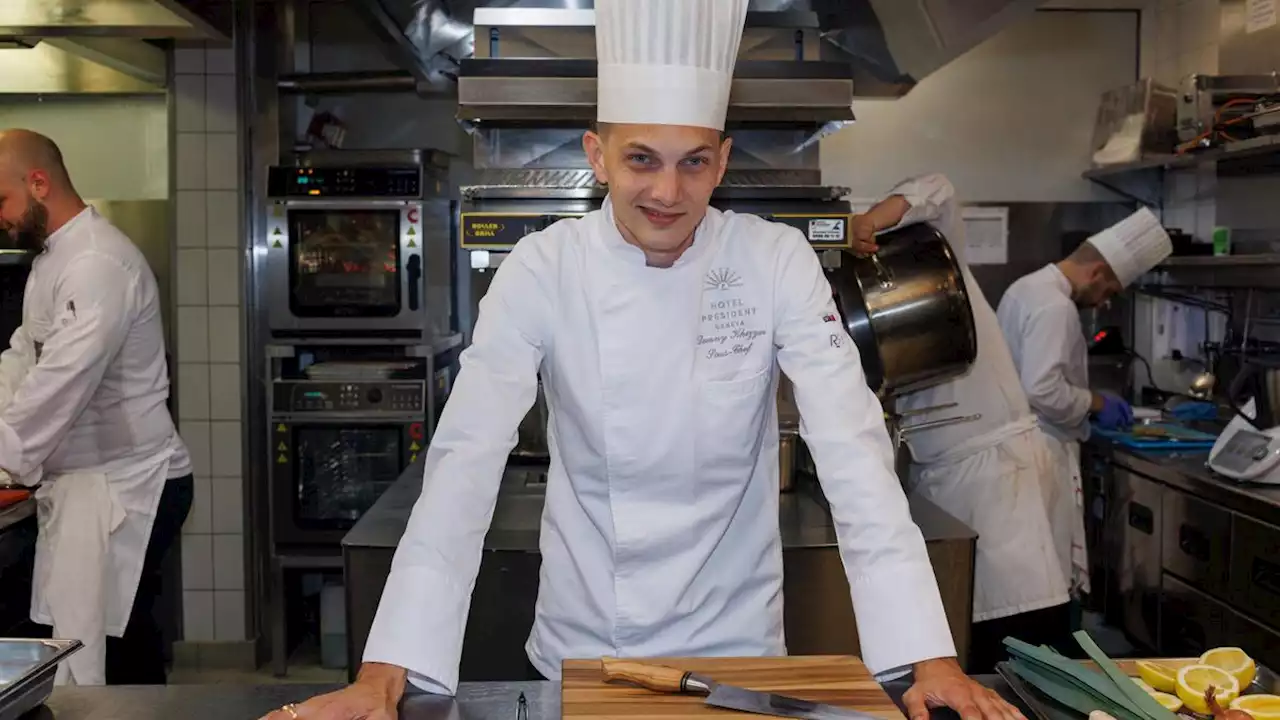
[
  {"x1": 0, "y1": 0, "x2": 227, "y2": 94},
  {"x1": 341, "y1": 0, "x2": 1044, "y2": 118}
]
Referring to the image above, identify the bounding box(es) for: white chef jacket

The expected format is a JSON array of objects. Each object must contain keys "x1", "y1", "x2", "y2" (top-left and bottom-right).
[
  {"x1": 0, "y1": 206, "x2": 190, "y2": 684},
  {"x1": 0, "y1": 206, "x2": 190, "y2": 480},
  {"x1": 885, "y1": 175, "x2": 1068, "y2": 622},
  {"x1": 996, "y1": 264, "x2": 1092, "y2": 594},
  {"x1": 995, "y1": 265, "x2": 1092, "y2": 445},
  {"x1": 364, "y1": 197, "x2": 955, "y2": 694}
]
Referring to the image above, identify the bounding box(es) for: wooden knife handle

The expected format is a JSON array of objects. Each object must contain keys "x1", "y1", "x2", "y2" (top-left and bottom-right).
[{"x1": 600, "y1": 657, "x2": 694, "y2": 693}]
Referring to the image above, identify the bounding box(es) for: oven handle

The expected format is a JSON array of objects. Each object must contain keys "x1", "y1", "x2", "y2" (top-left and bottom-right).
[{"x1": 406, "y1": 254, "x2": 422, "y2": 312}]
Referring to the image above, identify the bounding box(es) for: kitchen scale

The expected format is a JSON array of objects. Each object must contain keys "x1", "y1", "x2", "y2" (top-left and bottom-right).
[{"x1": 1207, "y1": 398, "x2": 1280, "y2": 484}]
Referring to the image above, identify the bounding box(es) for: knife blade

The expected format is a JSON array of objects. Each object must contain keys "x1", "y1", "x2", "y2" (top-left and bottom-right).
[{"x1": 600, "y1": 657, "x2": 887, "y2": 720}]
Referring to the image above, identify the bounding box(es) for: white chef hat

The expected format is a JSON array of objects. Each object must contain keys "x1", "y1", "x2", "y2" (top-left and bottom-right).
[
  {"x1": 1086, "y1": 207, "x2": 1173, "y2": 287},
  {"x1": 595, "y1": 0, "x2": 749, "y2": 131}
]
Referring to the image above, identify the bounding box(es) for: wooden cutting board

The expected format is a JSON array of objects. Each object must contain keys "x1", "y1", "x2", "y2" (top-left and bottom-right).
[{"x1": 562, "y1": 656, "x2": 905, "y2": 720}]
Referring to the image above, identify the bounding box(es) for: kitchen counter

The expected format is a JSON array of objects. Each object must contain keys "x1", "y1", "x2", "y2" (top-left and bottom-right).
[
  {"x1": 1082, "y1": 436, "x2": 1280, "y2": 665},
  {"x1": 340, "y1": 460, "x2": 978, "y2": 681},
  {"x1": 31, "y1": 676, "x2": 1016, "y2": 719},
  {"x1": 1104, "y1": 444, "x2": 1280, "y2": 528}
]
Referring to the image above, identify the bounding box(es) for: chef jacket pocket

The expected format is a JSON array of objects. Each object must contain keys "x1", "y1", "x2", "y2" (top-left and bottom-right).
[{"x1": 695, "y1": 368, "x2": 772, "y2": 495}]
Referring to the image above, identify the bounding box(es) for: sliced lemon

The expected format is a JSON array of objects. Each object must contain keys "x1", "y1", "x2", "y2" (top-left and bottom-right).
[
  {"x1": 1231, "y1": 694, "x2": 1280, "y2": 720},
  {"x1": 1132, "y1": 678, "x2": 1159, "y2": 695},
  {"x1": 1150, "y1": 691, "x2": 1184, "y2": 712},
  {"x1": 1136, "y1": 660, "x2": 1179, "y2": 693},
  {"x1": 1176, "y1": 664, "x2": 1240, "y2": 715},
  {"x1": 1200, "y1": 647, "x2": 1257, "y2": 689}
]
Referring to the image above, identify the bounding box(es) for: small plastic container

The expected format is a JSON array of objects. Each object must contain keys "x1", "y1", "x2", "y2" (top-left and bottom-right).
[{"x1": 1212, "y1": 226, "x2": 1232, "y2": 256}]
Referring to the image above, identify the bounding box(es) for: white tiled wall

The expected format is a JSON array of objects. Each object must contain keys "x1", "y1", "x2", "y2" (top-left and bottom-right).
[{"x1": 172, "y1": 41, "x2": 248, "y2": 645}]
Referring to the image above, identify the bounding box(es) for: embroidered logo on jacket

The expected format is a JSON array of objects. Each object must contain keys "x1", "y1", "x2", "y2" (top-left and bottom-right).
[
  {"x1": 704, "y1": 268, "x2": 742, "y2": 291},
  {"x1": 822, "y1": 313, "x2": 838, "y2": 323}
]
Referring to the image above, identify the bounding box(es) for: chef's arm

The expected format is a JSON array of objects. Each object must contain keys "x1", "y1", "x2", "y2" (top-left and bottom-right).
[
  {"x1": 0, "y1": 327, "x2": 35, "y2": 411},
  {"x1": 0, "y1": 257, "x2": 132, "y2": 479},
  {"x1": 360, "y1": 240, "x2": 548, "y2": 696},
  {"x1": 1017, "y1": 303, "x2": 1094, "y2": 427},
  {"x1": 856, "y1": 174, "x2": 966, "y2": 261},
  {"x1": 772, "y1": 231, "x2": 956, "y2": 679}
]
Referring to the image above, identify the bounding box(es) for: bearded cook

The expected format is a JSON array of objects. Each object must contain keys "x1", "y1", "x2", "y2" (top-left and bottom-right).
[
  {"x1": 262, "y1": 3, "x2": 1022, "y2": 720},
  {"x1": 0, "y1": 129, "x2": 192, "y2": 686}
]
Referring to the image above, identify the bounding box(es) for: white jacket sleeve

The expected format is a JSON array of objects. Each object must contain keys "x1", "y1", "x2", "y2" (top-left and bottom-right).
[
  {"x1": 0, "y1": 327, "x2": 35, "y2": 412},
  {"x1": 1017, "y1": 302, "x2": 1093, "y2": 427},
  {"x1": 362, "y1": 239, "x2": 548, "y2": 695},
  {"x1": 0, "y1": 255, "x2": 134, "y2": 478},
  {"x1": 881, "y1": 173, "x2": 968, "y2": 264},
  {"x1": 772, "y1": 230, "x2": 955, "y2": 677}
]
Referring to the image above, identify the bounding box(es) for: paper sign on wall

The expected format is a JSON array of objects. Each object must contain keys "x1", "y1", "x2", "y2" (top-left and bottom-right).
[
  {"x1": 962, "y1": 206, "x2": 1009, "y2": 266},
  {"x1": 1246, "y1": 0, "x2": 1277, "y2": 33}
]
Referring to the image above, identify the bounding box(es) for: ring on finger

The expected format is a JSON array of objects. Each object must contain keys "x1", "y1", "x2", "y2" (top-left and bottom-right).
[{"x1": 282, "y1": 704, "x2": 300, "y2": 719}]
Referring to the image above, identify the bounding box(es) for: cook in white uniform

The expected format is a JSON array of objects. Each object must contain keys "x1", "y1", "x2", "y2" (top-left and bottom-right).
[
  {"x1": 0, "y1": 129, "x2": 193, "y2": 686},
  {"x1": 996, "y1": 208, "x2": 1171, "y2": 600},
  {"x1": 264, "y1": 3, "x2": 1023, "y2": 720},
  {"x1": 848, "y1": 174, "x2": 1069, "y2": 672}
]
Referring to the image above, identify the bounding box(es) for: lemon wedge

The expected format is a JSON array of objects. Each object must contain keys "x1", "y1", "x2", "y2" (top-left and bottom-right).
[
  {"x1": 1136, "y1": 660, "x2": 1179, "y2": 693},
  {"x1": 1132, "y1": 678, "x2": 1159, "y2": 695},
  {"x1": 1176, "y1": 664, "x2": 1240, "y2": 715},
  {"x1": 1200, "y1": 647, "x2": 1257, "y2": 689},
  {"x1": 1231, "y1": 694, "x2": 1280, "y2": 720},
  {"x1": 1150, "y1": 691, "x2": 1184, "y2": 712}
]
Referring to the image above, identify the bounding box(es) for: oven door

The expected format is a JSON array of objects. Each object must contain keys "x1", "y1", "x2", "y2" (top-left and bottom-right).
[
  {"x1": 265, "y1": 200, "x2": 424, "y2": 337},
  {"x1": 271, "y1": 419, "x2": 424, "y2": 546}
]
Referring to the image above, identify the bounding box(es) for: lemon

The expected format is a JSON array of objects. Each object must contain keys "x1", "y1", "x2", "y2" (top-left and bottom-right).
[
  {"x1": 1150, "y1": 692, "x2": 1184, "y2": 712},
  {"x1": 1136, "y1": 660, "x2": 1179, "y2": 693},
  {"x1": 1200, "y1": 647, "x2": 1257, "y2": 689},
  {"x1": 1176, "y1": 664, "x2": 1240, "y2": 715},
  {"x1": 1132, "y1": 678, "x2": 1159, "y2": 695},
  {"x1": 1231, "y1": 694, "x2": 1280, "y2": 720}
]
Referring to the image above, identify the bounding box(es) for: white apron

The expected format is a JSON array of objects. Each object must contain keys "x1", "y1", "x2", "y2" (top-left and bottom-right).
[
  {"x1": 908, "y1": 416, "x2": 1069, "y2": 622},
  {"x1": 1040, "y1": 435, "x2": 1090, "y2": 595},
  {"x1": 31, "y1": 446, "x2": 175, "y2": 685}
]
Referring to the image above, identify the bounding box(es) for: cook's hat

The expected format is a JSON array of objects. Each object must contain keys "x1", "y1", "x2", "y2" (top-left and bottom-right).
[
  {"x1": 1086, "y1": 207, "x2": 1173, "y2": 287},
  {"x1": 595, "y1": 0, "x2": 749, "y2": 131}
]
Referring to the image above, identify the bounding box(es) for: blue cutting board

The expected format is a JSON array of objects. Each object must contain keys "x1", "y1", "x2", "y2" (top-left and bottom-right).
[{"x1": 1091, "y1": 422, "x2": 1217, "y2": 449}]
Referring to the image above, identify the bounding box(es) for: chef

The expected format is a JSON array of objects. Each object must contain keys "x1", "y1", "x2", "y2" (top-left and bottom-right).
[
  {"x1": 996, "y1": 208, "x2": 1171, "y2": 601},
  {"x1": 848, "y1": 174, "x2": 1070, "y2": 673},
  {"x1": 0, "y1": 128, "x2": 193, "y2": 686},
  {"x1": 262, "y1": 2, "x2": 1022, "y2": 720}
]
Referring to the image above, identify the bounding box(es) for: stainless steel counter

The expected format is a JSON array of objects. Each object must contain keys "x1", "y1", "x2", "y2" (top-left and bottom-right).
[
  {"x1": 1084, "y1": 438, "x2": 1280, "y2": 667},
  {"x1": 31, "y1": 676, "x2": 1014, "y2": 719},
  {"x1": 340, "y1": 460, "x2": 978, "y2": 681},
  {"x1": 1105, "y1": 445, "x2": 1280, "y2": 528}
]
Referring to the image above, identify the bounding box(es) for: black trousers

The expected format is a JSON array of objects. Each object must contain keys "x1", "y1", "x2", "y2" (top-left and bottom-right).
[
  {"x1": 34, "y1": 474, "x2": 193, "y2": 685},
  {"x1": 968, "y1": 601, "x2": 1072, "y2": 674}
]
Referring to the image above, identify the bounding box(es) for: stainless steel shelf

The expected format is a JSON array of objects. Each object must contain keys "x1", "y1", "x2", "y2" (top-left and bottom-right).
[
  {"x1": 1141, "y1": 253, "x2": 1280, "y2": 290},
  {"x1": 0, "y1": 251, "x2": 32, "y2": 266},
  {"x1": 1082, "y1": 135, "x2": 1280, "y2": 206}
]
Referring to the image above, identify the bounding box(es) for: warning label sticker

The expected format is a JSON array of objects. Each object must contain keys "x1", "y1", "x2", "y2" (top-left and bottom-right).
[{"x1": 808, "y1": 218, "x2": 846, "y2": 243}]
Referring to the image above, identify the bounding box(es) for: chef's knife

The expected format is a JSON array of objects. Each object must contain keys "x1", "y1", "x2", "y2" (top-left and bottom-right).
[{"x1": 600, "y1": 657, "x2": 887, "y2": 720}]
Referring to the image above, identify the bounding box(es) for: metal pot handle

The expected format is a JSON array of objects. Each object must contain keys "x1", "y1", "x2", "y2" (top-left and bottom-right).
[{"x1": 870, "y1": 253, "x2": 896, "y2": 290}]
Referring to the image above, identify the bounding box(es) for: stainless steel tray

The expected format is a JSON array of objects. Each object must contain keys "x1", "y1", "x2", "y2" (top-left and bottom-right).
[
  {"x1": 998, "y1": 659, "x2": 1280, "y2": 720},
  {"x1": 0, "y1": 638, "x2": 82, "y2": 720}
]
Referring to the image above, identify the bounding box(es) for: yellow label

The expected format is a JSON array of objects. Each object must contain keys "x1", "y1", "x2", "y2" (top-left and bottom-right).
[{"x1": 276, "y1": 454, "x2": 288, "y2": 464}]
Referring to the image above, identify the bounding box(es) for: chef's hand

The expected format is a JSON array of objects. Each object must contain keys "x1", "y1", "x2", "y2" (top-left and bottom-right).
[
  {"x1": 903, "y1": 657, "x2": 1025, "y2": 720},
  {"x1": 850, "y1": 213, "x2": 881, "y2": 255},
  {"x1": 1091, "y1": 392, "x2": 1133, "y2": 431},
  {"x1": 258, "y1": 662, "x2": 405, "y2": 720}
]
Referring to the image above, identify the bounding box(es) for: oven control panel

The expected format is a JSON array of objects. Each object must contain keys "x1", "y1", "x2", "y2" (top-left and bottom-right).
[
  {"x1": 273, "y1": 380, "x2": 426, "y2": 414},
  {"x1": 268, "y1": 165, "x2": 421, "y2": 199}
]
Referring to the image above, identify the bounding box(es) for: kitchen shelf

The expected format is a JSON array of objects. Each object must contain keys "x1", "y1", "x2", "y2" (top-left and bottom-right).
[
  {"x1": 1139, "y1": 253, "x2": 1280, "y2": 290},
  {"x1": 0, "y1": 251, "x2": 31, "y2": 267},
  {"x1": 1082, "y1": 135, "x2": 1280, "y2": 206}
]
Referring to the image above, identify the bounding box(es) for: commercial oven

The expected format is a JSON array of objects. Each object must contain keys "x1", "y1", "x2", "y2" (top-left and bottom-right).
[
  {"x1": 263, "y1": 150, "x2": 452, "y2": 341},
  {"x1": 269, "y1": 367, "x2": 427, "y2": 548}
]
